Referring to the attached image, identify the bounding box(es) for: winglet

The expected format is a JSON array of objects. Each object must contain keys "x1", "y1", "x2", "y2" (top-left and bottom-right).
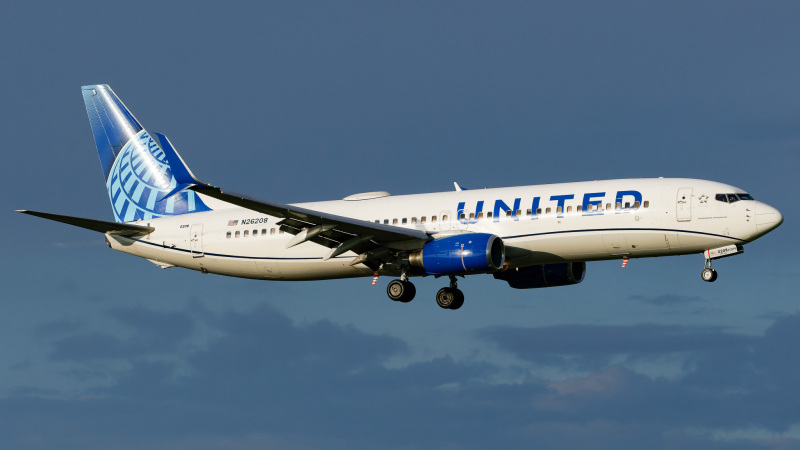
[{"x1": 454, "y1": 182, "x2": 468, "y2": 191}]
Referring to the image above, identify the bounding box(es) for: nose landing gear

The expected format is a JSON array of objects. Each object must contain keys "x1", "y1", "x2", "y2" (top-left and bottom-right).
[{"x1": 701, "y1": 259, "x2": 718, "y2": 282}]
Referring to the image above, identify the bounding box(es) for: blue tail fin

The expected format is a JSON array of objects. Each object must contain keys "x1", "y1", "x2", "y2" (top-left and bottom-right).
[{"x1": 81, "y1": 85, "x2": 211, "y2": 222}]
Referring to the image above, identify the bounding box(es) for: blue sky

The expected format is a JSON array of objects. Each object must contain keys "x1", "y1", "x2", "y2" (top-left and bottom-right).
[{"x1": 1, "y1": 1, "x2": 799, "y2": 448}]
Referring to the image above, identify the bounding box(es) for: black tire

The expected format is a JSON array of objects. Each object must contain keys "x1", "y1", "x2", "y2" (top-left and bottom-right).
[
  {"x1": 399, "y1": 281, "x2": 416, "y2": 303},
  {"x1": 449, "y1": 289, "x2": 464, "y2": 310},
  {"x1": 387, "y1": 279, "x2": 406, "y2": 301},
  {"x1": 436, "y1": 287, "x2": 456, "y2": 309},
  {"x1": 701, "y1": 268, "x2": 717, "y2": 282}
]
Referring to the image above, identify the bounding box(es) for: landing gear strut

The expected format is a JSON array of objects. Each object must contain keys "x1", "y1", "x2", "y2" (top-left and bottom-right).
[
  {"x1": 701, "y1": 259, "x2": 718, "y2": 282},
  {"x1": 436, "y1": 276, "x2": 464, "y2": 310},
  {"x1": 387, "y1": 273, "x2": 415, "y2": 303}
]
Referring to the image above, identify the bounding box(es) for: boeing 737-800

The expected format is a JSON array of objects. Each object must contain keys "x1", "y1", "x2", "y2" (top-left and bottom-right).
[{"x1": 18, "y1": 85, "x2": 784, "y2": 309}]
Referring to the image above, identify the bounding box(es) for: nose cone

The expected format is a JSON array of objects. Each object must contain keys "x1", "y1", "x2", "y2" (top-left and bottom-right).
[{"x1": 756, "y1": 202, "x2": 784, "y2": 233}]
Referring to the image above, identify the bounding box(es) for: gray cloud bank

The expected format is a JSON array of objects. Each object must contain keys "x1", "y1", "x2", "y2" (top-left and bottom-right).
[{"x1": 3, "y1": 305, "x2": 800, "y2": 450}]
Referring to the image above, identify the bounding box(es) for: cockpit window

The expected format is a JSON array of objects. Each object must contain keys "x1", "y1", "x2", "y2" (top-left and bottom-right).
[{"x1": 716, "y1": 193, "x2": 754, "y2": 203}]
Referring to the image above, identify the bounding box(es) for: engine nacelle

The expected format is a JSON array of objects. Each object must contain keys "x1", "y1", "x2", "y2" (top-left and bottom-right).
[
  {"x1": 494, "y1": 262, "x2": 586, "y2": 289},
  {"x1": 409, "y1": 233, "x2": 505, "y2": 276}
]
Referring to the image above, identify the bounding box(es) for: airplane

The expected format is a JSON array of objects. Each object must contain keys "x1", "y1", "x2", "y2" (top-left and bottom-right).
[{"x1": 18, "y1": 85, "x2": 784, "y2": 310}]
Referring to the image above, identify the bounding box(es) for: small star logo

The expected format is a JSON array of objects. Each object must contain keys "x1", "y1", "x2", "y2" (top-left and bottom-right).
[{"x1": 699, "y1": 194, "x2": 709, "y2": 203}]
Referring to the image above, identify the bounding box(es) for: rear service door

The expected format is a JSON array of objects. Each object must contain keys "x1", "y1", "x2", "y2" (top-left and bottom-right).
[
  {"x1": 190, "y1": 224, "x2": 204, "y2": 257},
  {"x1": 676, "y1": 188, "x2": 692, "y2": 222}
]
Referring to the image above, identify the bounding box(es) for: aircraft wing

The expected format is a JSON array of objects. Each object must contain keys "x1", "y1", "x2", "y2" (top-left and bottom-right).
[
  {"x1": 154, "y1": 132, "x2": 429, "y2": 262},
  {"x1": 16, "y1": 210, "x2": 154, "y2": 236}
]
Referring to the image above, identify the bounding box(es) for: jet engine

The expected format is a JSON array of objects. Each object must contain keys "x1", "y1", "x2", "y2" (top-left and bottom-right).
[
  {"x1": 493, "y1": 262, "x2": 586, "y2": 289},
  {"x1": 409, "y1": 233, "x2": 504, "y2": 275}
]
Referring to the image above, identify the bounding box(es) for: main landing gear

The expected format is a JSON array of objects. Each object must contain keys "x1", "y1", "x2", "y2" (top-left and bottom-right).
[
  {"x1": 385, "y1": 274, "x2": 465, "y2": 309},
  {"x1": 436, "y1": 276, "x2": 464, "y2": 310},
  {"x1": 386, "y1": 277, "x2": 416, "y2": 303}
]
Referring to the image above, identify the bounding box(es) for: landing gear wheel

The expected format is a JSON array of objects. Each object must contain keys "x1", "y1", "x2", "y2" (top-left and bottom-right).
[
  {"x1": 387, "y1": 279, "x2": 416, "y2": 302},
  {"x1": 436, "y1": 287, "x2": 464, "y2": 310},
  {"x1": 701, "y1": 268, "x2": 718, "y2": 282}
]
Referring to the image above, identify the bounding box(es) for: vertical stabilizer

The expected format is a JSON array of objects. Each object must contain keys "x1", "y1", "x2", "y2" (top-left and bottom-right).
[{"x1": 82, "y1": 85, "x2": 210, "y2": 222}]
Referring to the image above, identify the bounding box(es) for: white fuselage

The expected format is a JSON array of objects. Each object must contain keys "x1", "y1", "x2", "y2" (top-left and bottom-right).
[{"x1": 105, "y1": 178, "x2": 781, "y2": 281}]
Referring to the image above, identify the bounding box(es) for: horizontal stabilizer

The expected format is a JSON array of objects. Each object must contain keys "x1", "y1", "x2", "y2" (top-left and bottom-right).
[{"x1": 16, "y1": 210, "x2": 154, "y2": 236}]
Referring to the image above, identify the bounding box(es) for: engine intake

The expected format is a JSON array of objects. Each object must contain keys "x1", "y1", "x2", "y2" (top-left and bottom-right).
[
  {"x1": 409, "y1": 233, "x2": 504, "y2": 275},
  {"x1": 494, "y1": 262, "x2": 586, "y2": 289}
]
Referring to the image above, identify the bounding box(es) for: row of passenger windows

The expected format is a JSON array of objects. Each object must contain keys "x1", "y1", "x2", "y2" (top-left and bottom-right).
[
  {"x1": 225, "y1": 200, "x2": 651, "y2": 238},
  {"x1": 715, "y1": 193, "x2": 754, "y2": 204},
  {"x1": 375, "y1": 215, "x2": 445, "y2": 225},
  {"x1": 227, "y1": 228, "x2": 284, "y2": 239},
  {"x1": 375, "y1": 201, "x2": 649, "y2": 225}
]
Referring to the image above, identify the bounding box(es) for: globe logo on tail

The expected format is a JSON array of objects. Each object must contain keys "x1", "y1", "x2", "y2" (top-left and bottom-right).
[{"x1": 106, "y1": 130, "x2": 209, "y2": 222}]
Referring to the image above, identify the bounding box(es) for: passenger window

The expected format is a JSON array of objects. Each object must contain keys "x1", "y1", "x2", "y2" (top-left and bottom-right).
[
  {"x1": 460, "y1": 213, "x2": 466, "y2": 220},
  {"x1": 615, "y1": 202, "x2": 621, "y2": 210},
  {"x1": 643, "y1": 201, "x2": 650, "y2": 208},
  {"x1": 536, "y1": 208, "x2": 542, "y2": 215},
  {"x1": 487, "y1": 212, "x2": 493, "y2": 218},
  {"x1": 393, "y1": 219, "x2": 398, "y2": 225},
  {"x1": 545, "y1": 207, "x2": 551, "y2": 214},
  {"x1": 384, "y1": 219, "x2": 389, "y2": 224},
  {"x1": 235, "y1": 231, "x2": 240, "y2": 238},
  {"x1": 226, "y1": 231, "x2": 232, "y2": 239},
  {"x1": 469, "y1": 213, "x2": 475, "y2": 220},
  {"x1": 262, "y1": 229, "x2": 267, "y2": 235},
  {"x1": 605, "y1": 203, "x2": 611, "y2": 210},
  {"x1": 577, "y1": 205, "x2": 582, "y2": 212},
  {"x1": 567, "y1": 206, "x2": 572, "y2": 213},
  {"x1": 516, "y1": 209, "x2": 521, "y2": 216},
  {"x1": 270, "y1": 228, "x2": 276, "y2": 235},
  {"x1": 432, "y1": 216, "x2": 437, "y2": 223},
  {"x1": 375, "y1": 220, "x2": 379, "y2": 223},
  {"x1": 478, "y1": 212, "x2": 484, "y2": 219},
  {"x1": 625, "y1": 202, "x2": 630, "y2": 209},
  {"x1": 442, "y1": 214, "x2": 448, "y2": 221},
  {"x1": 253, "y1": 229, "x2": 258, "y2": 236},
  {"x1": 421, "y1": 216, "x2": 427, "y2": 223},
  {"x1": 279, "y1": 229, "x2": 284, "y2": 234},
  {"x1": 506, "y1": 210, "x2": 512, "y2": 217},
  {"x1": 402, "y1": 218, "x2": 408, "y2": 224},
  {"x1": 526, "y1": 209, "x2": 532, "y2": 215},
  {"x1": 715, "y1": 194, "x2": 728, "y2": 203},
  {"x1": 556, "y1": 206, "x2": 562, "y2": 214},
  {"x1": 634, "y1": 201, "x2": 640, "y2": 209},
  {"x1": 244, "y1": 230, "x2": 249, "y2": 237},
  {"x1": 411, "y1": 217, "x2": 417, "y2": 224}
]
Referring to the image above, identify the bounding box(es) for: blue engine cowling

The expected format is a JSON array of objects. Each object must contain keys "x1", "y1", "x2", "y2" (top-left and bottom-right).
[
  {"x1": 409, "y1": 233, "x2": 505, "y2": 275},
  {"x1": 493, "y1": 262, "x2": 586, "y2": 289}
]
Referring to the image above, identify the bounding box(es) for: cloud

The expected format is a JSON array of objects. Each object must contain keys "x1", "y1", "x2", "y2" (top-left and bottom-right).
[
  {"x1": 5, "y1": 305, "x2": 800, "y2": 449},
  {"x1": 629, "y1": 293, "x2": 705, "y2": 306},
  {"x1": 48, "y1": 307, "x2": 194, "y2": 361}
]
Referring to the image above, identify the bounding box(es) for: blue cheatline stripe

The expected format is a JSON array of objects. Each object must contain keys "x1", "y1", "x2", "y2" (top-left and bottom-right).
[
  {"x1": 135, "y1": 240, "x2": 348, "y2": 261},
  {"x1": 501, "y1": 228, "x2": 748, "y2": 243},
  {"x1": 126, "y1": 227, "x2": 748, "y2": 262}
]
